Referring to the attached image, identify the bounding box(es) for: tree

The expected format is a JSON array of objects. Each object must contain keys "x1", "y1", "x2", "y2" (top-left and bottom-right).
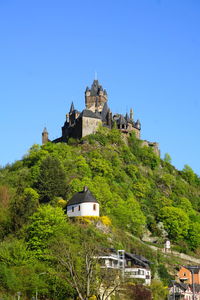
[
  {"x1": 10, "y1": 187, "x2": 39, "y2": 231},
  {"x1": 159, "y1": 206, "x2": 189, "y2": 241},
  {"x1": 51, "y1": 230, "x2": 121, "y2": 300},
  {"x1": 182, "y1": 164, "x2": 198, "y2": 185},
  {"x1": 187, "y1": 222, "x2": 200, "y2": 250},
  {"x1": 26, "y1": 205, "x2": 68, "y2": 259},
  {"x1": 163, "y1": 153, "x2": 172, "y2": 164},
  {"x1": 111, "y1": 196, "x2": 146, "y2": 236},
  {"x1": 150, "y1": 279, "x2": 168, "y2": 300},
  {"x1": 123, "y1": 283, "x2": 152, "y2": 300},
  {"x1": 35, "y1": 156, "x2": 66, "y2": 202}
]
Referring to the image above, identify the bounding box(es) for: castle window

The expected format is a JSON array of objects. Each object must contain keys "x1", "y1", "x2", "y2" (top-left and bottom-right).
[
  {"x1": 72, "y1": 207, "x2": 74, "y2": 212},
  {"x1": 93, "y1": 204, "x2": 96, "y2": 211},
  {"x1": 78, "y1": 205, "x2": 80, "y2": 211}
]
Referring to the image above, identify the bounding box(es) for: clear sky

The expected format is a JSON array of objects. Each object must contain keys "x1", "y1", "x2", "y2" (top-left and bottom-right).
[{"x1": 0, "y1": 0, "x2": 200, "y2": 174}]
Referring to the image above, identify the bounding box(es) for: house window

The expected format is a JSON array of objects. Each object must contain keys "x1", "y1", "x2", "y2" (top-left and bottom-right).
[
  {"x1": 72, "y1": 207, "x2": 74, "y2": 212},
  {"x1": 93, "y1": 204, "x2": 96, "y2": 211},
  {"x1": 78, "y1": 205, "x2": 80, "y2": 211}
]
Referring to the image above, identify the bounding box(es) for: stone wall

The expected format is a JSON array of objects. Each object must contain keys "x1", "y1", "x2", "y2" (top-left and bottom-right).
[{"x1": 82, "y1": 117, "x2": 102, "y2": 137}]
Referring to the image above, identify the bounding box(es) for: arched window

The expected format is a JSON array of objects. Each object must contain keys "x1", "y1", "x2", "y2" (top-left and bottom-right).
[{"x1": 93, "y1": 204, "x2": 96, "y2": 211}]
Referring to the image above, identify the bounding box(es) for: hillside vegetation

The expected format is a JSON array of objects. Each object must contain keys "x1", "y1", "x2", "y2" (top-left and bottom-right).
[{"x1": 0, "y1": 127, "x2": 200, "y2": 299}]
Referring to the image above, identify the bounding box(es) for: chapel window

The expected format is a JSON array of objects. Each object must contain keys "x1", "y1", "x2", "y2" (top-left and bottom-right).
[{"x1": 93, "y1": 204, "x2": 96, "y2": 211}]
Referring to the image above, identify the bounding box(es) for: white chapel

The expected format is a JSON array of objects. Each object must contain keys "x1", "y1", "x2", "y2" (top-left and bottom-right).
[{"x1": 66, "y1": 186, "x2": 99, "y2": 217}]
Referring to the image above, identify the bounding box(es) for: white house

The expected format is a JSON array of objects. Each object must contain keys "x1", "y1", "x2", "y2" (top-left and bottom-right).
[
  {"x1": 98, "y1": 249, "x2": 151, "y2": 285},
  {"x1": 67, "y1": 186, "x2": 99, "y2": 217}
]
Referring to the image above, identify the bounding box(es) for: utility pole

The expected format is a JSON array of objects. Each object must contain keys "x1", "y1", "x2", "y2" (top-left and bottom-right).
[{"x1": 171, "y1": 280, "x2": 176, "y2": 300}]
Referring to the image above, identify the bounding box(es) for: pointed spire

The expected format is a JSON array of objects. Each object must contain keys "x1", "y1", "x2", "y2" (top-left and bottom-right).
[
  {"x1": 130, "y1": 108, "x2": 133, "y2": 121},
  {"x1": 43, "y1": 127, "x2": 48, "y2": 133},
  {"x1": 69, "y1": 102, "x2": 74, "y2": 114},
  {"x1": 135, "y1": 119, "x2": 141, "y2": 130}
]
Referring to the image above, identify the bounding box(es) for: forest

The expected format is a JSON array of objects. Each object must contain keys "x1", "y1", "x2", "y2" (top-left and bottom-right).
[{"x1": 0, "y1": 126, "x2": 200, "y2": 299}]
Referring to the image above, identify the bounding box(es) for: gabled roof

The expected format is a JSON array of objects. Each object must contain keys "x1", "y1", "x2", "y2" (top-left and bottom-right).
[
  {"x1": 67, "y1": 187, "x2": 98, "y2": 206},
  {"x1": 79, "y1": 109, "x2": 102, "y2": 119}
]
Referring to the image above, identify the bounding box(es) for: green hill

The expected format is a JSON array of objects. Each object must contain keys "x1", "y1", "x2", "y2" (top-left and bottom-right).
[{"x1": 0, "y1": 127, "x2": 200, "y2": 299}]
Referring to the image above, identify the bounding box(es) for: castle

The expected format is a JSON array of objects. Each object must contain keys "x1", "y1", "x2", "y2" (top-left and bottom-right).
[{"x1": 42, "y1": 79, "x2": 159, "y2": 155}]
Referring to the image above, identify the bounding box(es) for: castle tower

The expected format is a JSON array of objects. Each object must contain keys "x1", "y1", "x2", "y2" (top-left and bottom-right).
[
  {"x1": 42, "y1": 127, "x2": 49, "y2": 144},
  {"x1": 85, "y1": 80, "x2": 107, "y2": 112}
]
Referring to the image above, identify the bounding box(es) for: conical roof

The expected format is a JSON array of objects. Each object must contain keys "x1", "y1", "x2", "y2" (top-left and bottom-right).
[{"x1": 69, "y1": 102, "x2": 75, "y2": 113}]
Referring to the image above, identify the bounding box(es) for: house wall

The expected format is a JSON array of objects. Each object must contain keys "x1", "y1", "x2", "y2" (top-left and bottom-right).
[
  {"x1": 177, "y1": 267, "x2": 200, "y2": 284},
  {"x1": 67, "y1": 202, "x2": 99, "y2": 217},
  {"x1": 124, "y1": 268, "x2": 151, "y2": 285},
  {"x1": 82, "y1": 117, "x2": 102, "y2": 137}
]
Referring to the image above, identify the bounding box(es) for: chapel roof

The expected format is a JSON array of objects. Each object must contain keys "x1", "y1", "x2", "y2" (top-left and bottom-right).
[{"x1": 67, "y1": 187, "x2": 98, "y2": 206}]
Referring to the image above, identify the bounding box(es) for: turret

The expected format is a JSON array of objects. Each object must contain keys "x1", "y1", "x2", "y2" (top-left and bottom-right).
[
  {"x1": 42, "y1": 127, "x2": 49, "y2": 144},
  {"x1": 130, "y1": 108, "x2": 133, "y2": 121},
  {"x1": 66, "y1": 113, "x2": 69, "y2": 122},
  {"x1": 135, "y1": 119, "x2": 141, "y2": 130},
  {"x1": 85, "y1": 79, "x2": 108, "y2": 112}
]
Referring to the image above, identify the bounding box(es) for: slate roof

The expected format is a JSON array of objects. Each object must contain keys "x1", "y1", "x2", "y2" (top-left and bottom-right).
[
  {"x1": 79, "y1": 109, "x2": 102, "y2": 119},
  {"x1": 101, "y1": 102, "x2": 109, "y2": 121},
  {"x1": 67, "y1": 187, "x2": 98, "y2": 206},
  {"x1": 90, "y1": 80, "x2": 101, "y2": 96},
  {"x1": 117, "y1": 114, "x2": 126, "y2": 125},
  {"x1": 125, "y1": 252, "x2": 150, "y2": 268},
  {"x1": 185, "y1": 266, "x2": 200, "y2": 274}
]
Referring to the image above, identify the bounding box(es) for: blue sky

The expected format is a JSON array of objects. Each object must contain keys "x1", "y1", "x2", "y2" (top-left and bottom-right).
[{"x1": 0, "y1": 0, "x2": 200, "y2": 174}]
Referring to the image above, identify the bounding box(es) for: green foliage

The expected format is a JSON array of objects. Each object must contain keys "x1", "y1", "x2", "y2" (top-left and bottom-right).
[
  {"x1": 111, "y1": 196, "x2": 146, "y2": 236},
  {"x1": 159, "y1": 206, "x2": 189, "y2": 240},
  {"x1": 26, "y1": 205, "x2": 68, "y2": 258},
  {"x1": 157, "y1": 264, "x2": 173, "y2": 285},
  {"x1": 163, "y1": 153, "x2": 172, "y2": 164},
  {"x1": 35, "y1": 156, "x2": 66, "y2": 202},
  {"x1": 10, "y1": 187, "x2": 39, "y2": 231},
  {"x1": 150, "y1": 279, "x2": 168, "y2": 300}
]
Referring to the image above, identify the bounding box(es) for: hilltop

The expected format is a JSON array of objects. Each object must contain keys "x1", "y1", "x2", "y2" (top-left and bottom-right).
[{"x1": 0, "y1": 127, "x2": 200, "y2": 299}]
